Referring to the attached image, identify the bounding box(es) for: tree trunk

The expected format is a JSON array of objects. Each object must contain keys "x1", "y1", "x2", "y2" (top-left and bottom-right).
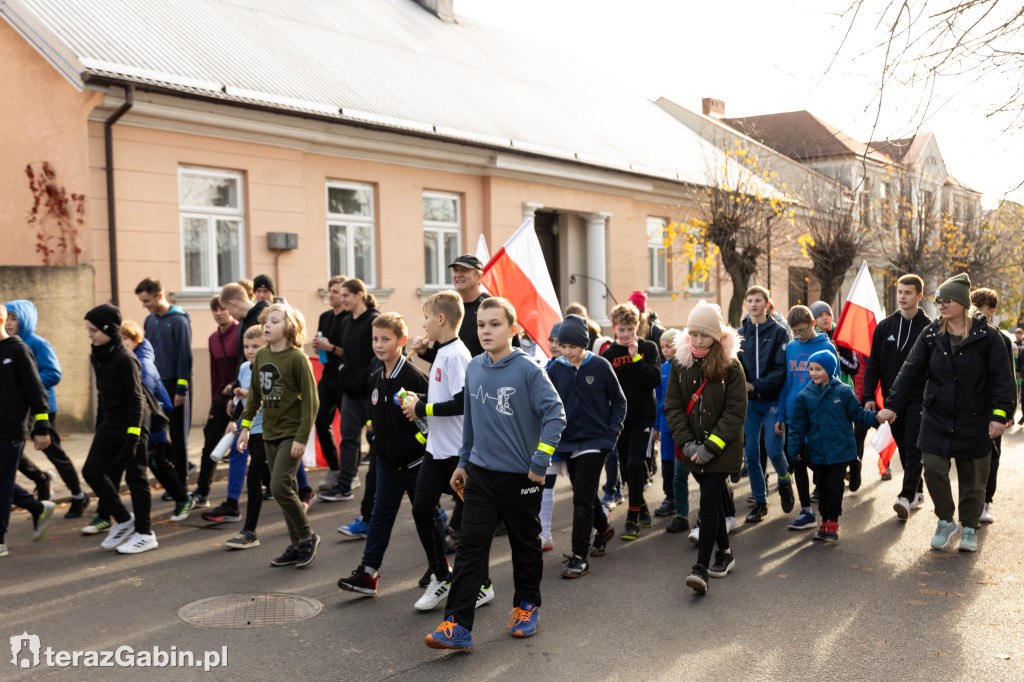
[
  {"x1": 819, "y1": 275, "x2": 845, "y2": 313},
  {"x1": 726, "y1": 266, "x2": 750, "y2": 327}
]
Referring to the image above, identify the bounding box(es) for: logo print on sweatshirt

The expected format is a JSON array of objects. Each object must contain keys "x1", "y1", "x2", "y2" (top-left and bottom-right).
[
  {"x1": 258, "y1": 363, "x2": 284, "y2": 406},
  {"x1": 471, "y1": 385, "x2": 516, "y2": 416},
  {"x1": 371, "y1": 388, "x2": 379, "y2": 405},
  {"x1": 586, "y1": 376, "x2": 594, "y2": 384}
]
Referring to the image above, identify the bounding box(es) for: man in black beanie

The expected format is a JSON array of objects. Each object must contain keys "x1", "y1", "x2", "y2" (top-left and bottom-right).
[{"x1": 253, "y1": 274, "x2": 276, "y2": 303}]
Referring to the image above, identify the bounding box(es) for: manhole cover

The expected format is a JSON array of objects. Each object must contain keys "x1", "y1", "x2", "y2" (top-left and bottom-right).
[{"x1": 178, "y1": 594, "x2": 322, "y2": 628}]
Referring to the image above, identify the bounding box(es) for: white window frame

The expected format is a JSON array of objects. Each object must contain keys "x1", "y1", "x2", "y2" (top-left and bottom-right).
[
  {"x1": 423, "y1": 191, "x2": 462, "y2": 288},
  {"x1": 687, "y1": 243, "x2": 708, "y2": 294},
  {"x1": 178, "y1": 167, "x2": 246, "y2": 293},
  {"x1": 326, "y1": 180, "x2": 376, "y2": 288},
  {"x1": 646, "y1": 217, "x2": 668, "y2": 292}
]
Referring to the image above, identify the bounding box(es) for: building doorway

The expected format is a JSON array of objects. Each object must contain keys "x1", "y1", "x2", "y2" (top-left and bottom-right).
[{"x1": 533, "y1": 210, "x2": 560, "y2": 297}]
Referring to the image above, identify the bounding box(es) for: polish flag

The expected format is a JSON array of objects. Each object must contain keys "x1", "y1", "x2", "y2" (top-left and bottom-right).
[
  {"x1": 481, "y1": 217, "x2": 561, "y2": 360},
  {"x1": 476, "y1": 235, "x2": 491, "y2": 295},
  {"x1": 834, "y1": 260, "x2": 885, "y2": 407},
  {"x1": 871, "y1": 421, "x2": 899, "y2": 475}
]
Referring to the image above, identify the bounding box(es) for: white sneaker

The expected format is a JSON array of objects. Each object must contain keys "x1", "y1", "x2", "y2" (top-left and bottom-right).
[
  {"x1": 414, "y1": 574, "x2": 451, "y2": 611},
  {"x1": 725, "y1": 516, "x2": 737, "y2": 533},
  {"x1": 33, "y1": 500, "x2": 56, "y2": 541},
  {"x1": 910, "y1": 492, "x2": 925, "y2": 510},
  {"x1": 116, "y1": 531, "x2": 158, "y2": 554},
  {"x1": 980, "y1": 503, "x2": 994, "y2": 524},
  {"x1": 318, "y1": 469, "x2": 340, "y2": 491},
  {"x1": 893, "y1": 497, "x2": 911, "y2": 520},
  {"x1": 100, "y1": 514, "x2": 135, "y2": 550},
  {"x1": 475, "y1": 581, "x2": 495, "y2": 608},
  {"x1": 687, "y1": 525, "x2": 700, "y2": 545},
  {"x1": 0, "y1": 543, "x2": 8, "y2": 558}
]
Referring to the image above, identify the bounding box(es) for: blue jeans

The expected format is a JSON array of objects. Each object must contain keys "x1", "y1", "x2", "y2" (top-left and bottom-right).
[
  {"x1": 743, "y1": 400, "x2": 789, "y2": 503},
  {"x1": 672, "y1": 457, "x2": 691, "y2": 518},
  {"x1": 227, "y1": 432, "x2": 248, "y2": 501},
  {"x1": 361, "y1": 457, "x2": 420, "y2": 570},
  {"x1": 602, "y1": 449, "x2": 621, "y2": 496}
]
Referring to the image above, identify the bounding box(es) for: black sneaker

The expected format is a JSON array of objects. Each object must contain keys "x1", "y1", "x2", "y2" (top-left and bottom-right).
[
  {"x1": 445, "y1": 526, "x2": 459, "y2": 554},
  {"x1": 810, "y1": 487, "x2": 820, "y2": 503},
  {"x1": 318, "y1": 486, "x2": 354, "y2": 502},
  {"x1": 778, "y1": 481, "x2": 795, "y2": 514},
  {"x1": 295, "y1": 533, "x2": 321, "y2": 568},
  {"x1": 685, "y1": 564, "x2": 709, "y2": 593},
  {"x1": 666, "y1": 515, "x2": 689, "y2": 533},
  {"x1": 654, "y1": 498, "x2": 676, "y2": 516},
  {"x1": 263, "y1": 488, "x2": 275, "y2": 501},
  {"x1": 338, "y1": 565, "x2": 379, "y2": 595},
  {"x1": 65, "y1": 493, "x2": 90, "y2": 519},
  {"x1": 708, "y1": 550, "x2": 736, "y2": 578},
  {"x1": 589, "y1": 526, "x2": 614, "y2": 556},
  {"x1": 270, "y1": 545, "x2": 299, "y2": 567},
  {"x1": 848, "y1": 459, "x2": 862, "y2": 492},
  {"x1": 638, "y1": 504, "x2": 653, "y2": 528},
  {"x1": 729, "y1": 471, "x2": 741, "y2": 483},
  {"x1": 745, "y1": 502, "x2": 768, "y2": 524},
  {"x1": 189, "y1": 490, "x2": 210, "y2": 508},
  {"x1": 621, "y1": 520, "x2": 640, "y2": 541},
  {"x1": 560, "y1": 554, "x2": 590, "y2": 579},
  {"x1": 161, "y1": 491, "x2": 175, "y2": 502},
  {"x1": 202, "y1": 501, "x2": 241, "y2": 523}
]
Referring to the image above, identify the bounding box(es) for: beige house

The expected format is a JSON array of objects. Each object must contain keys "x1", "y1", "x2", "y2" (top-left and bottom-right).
[{"x1": 6, "y1": 0, "x2": 809, "y2": 425}]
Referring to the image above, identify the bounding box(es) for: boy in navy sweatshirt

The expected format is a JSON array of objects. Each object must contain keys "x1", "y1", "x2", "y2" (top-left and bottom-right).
[
  {"x1": 0, "y1": 302, "x2": 56, "y2": 556},
  {"x1": 337, "y1": 313, "x2": 430, "y2": 596},
  {"x1": 547, "y1": 314, "x2": 626, "y2": 578},
  {"x1": 136, "y1": 278, "x2": 193, "y2": 485},
  {"x1": 425, "y1": 297, "x2": 565, "y2": 651}
]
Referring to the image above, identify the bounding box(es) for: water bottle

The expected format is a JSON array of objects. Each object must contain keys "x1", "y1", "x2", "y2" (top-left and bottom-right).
[
  {"x1": 317, "y1": 331, "x2": 329, "y2": 365},
  {"x1": 394, "y1": 388, "x2": 430, "y2": 434}
]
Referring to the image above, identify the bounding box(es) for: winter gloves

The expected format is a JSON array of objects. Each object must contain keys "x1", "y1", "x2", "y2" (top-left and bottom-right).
[{"x1": 681, "y1": 441, "x2": 714, "y2": 464}]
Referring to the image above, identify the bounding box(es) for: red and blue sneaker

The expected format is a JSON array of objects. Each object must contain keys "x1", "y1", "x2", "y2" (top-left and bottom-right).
[
  {"x1": 425, "y1": 616, "x2": 473, "y2": 650},
  {"x1": 508, "y1": 602, "x2": 539, "y2": 638}
]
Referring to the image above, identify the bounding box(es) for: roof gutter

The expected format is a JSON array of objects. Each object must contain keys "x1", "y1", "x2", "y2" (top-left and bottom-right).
[{"x1": 103, "y1": 84, "x2": 133, "y2": 306}]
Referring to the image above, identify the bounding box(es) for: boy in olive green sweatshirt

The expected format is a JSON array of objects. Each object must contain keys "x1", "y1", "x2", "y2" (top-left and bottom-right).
[{"x1": 238, "y1": 304, "x2": 320, "y2": 568}]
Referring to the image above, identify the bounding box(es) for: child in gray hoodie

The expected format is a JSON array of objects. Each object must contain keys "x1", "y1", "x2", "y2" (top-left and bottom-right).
[{"x1": 425, "y1": 297, "x2": 565, "y2": 651}]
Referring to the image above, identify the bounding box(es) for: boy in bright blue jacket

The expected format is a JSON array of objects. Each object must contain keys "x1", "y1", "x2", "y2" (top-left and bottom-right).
[
  {"x1": 787, "y1": 349, "x2": 881, "y2": 543},
  {"x1": 775, "y1": 305, "x2": 839, "y2": 531},
  {"x1": 5, "y1": 299, "x2": 87, "y2": 515},
  {"x1": 547, "y1": 314, "x2": 626, "y2": 577},
  {"x1": 654, "y1": 329, "x2": 691, "y2": 532}
]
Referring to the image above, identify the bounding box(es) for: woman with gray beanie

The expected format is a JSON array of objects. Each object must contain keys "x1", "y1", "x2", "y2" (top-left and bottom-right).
[{"x1": 879, "y1": 273, "x2": 1015, "y2": 553}]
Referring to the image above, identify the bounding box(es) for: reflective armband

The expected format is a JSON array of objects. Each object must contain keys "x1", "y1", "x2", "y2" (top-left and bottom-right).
[
  {"x1": 993, "y1": 409, "x2": 1007, "y2": 419},
  {"x1": 365, "y1": 420, "x2": 372, "y2": 427},
  {"x1": 177, "y1": 379, "x2": 188, "y2": 387},
  {"x1": 707, "y1": 434, "x2": 726, "y2": 450},
  {"x1": 536, "y1": 442, "x2": 556, "y2": 456},
  {"x1": 415, "y1": 432, "x2": 427, "y2": 445},
  {"x1": 34, "y1": 413, "x2": 49, "y2": 421},
  {"x1": 631, "y1": 354, "x2": 643, "y2": 363},
  {"x1": 425, "y1": 404, "x2": 435, "y2": 417},
  {"x1": 240, "y1": 419, "x2": 252, "y2": 429},
  {"x1": 126, "y1": 426, "x2": 141, "y2": 436}
]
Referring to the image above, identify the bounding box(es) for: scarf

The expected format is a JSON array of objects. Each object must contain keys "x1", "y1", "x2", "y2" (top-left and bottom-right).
[{"x1": 689, "y1": 338, "x2": 710, "y2": 359}]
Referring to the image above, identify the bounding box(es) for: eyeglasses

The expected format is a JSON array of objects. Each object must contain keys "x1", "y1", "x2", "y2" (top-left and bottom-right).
[
  {"x1": 791, "y1": 326, "x2": 811, "y2": 336},
  {"x1": 935, "y1": 298, "x2": 953, "y2": 308}
]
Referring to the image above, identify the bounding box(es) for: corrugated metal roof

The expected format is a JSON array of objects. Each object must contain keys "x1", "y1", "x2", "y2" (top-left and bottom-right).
[{"x1": 4, "y1": 0, "x2": 730, "y2": 185}]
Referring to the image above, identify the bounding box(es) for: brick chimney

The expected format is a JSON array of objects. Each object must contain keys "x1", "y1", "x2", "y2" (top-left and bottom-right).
[
  {"x1": 702, "y1": 97, "x2": 725, "y2": 120},
  {"x1": 415, "y1": 0, "x2": 455, "y2": 22}
]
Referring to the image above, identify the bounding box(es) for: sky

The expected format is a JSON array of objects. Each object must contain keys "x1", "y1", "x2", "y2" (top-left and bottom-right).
[{"x1": 456, "y1": 0, "x2": 1021, "y2": 208}]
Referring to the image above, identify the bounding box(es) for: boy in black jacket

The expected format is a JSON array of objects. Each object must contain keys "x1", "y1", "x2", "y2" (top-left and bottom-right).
[
  {"x1": 338, "y1": 313, "x2": 430, "y2": 597},
  {"x1": 0, "y1": 302, "x2": 56, "y2": 556},
  {"x1": 601, "y1": 302, "x2": 662, "y2": 540},
  {"x1": 548, "y1": 314, "x2": 626, "y2": 577},
  {"x1": 861, "y1": 274, "x2": 930, "y2": 518}
]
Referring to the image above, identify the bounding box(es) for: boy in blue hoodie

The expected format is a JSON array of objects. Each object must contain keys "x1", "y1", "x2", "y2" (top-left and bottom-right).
[
  {"x1": 5, "y1": 300, "x2": 88, "y2": 517},
  {"x1": 775, "y1": 305, "x2": 839, "y2": 531},
  {"x1": 135, "y1": 278, "x2": 193, "y2": 486},
  {"x1": 787, "y1": 350, "x2": 881, "y2": 543},
  {"x1": 547, "y1": 314, "x2": 626, "y2": 578},
  {"x1": 425, "y1": 297, "x2": 565, "y2": 651}
]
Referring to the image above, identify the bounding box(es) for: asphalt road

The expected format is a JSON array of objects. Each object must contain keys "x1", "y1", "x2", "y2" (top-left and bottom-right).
[{"x1": 3, "y1": 431, "x2": 1024, "y2": 680}]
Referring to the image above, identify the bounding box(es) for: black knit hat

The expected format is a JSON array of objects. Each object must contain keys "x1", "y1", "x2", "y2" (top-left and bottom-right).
[
  {"x1": 253, "y1": 274, "x2": 276, "y2": 295},
  {"x1": 85, "y1": 304, "x2": 122, "y2": 336},
  {"x1": 558, "y1": 314, "x2": 590, "y2": 348}
]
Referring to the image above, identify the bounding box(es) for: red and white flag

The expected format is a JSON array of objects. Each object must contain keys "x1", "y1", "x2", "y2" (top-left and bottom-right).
[
  {"x1": 481, "y1": 217, "x2": 561, "y2": 360},
  {"x1": 834, "y1": 261, "x2": 884, "y2": 357},
  {"x1": 871, "y1": 421, "x2": 898, "y2": 475}
]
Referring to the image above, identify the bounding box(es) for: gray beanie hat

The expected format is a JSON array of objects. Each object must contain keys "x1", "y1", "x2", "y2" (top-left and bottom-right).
[
  {"x1": 558, "y1": 315, "x2": 590, "y2": 349},
  {"x1": 809, "y1": 301, "x2": 833, "y2": 320},
  {"x1": 936, "y1": 273, "x2": 972, "y2": 309}
]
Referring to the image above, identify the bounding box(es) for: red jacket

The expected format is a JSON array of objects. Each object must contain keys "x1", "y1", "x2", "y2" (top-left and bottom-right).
[{"x1": 209, "y1": 321, "x2": 238, "y2": 404}]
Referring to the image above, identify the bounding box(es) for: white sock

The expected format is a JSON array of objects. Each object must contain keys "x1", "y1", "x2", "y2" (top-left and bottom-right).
[
  {"x1": 540, "y1": 487, "x2": 554, "y2": 537},
  {"x1": 364, "y1": 565, "x2": 378, "y2": 578}
]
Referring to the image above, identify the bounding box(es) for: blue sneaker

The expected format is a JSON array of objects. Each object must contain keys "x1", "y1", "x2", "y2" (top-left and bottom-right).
[
  {"x1": 613, "y1": 491, "x2": 623, "y2": 506},
  {"x1": 337, "y1": 516, "x2": 368, "y2": 539},
  {"x1": 931, "y1": 520, "x2": 961, "y2": 551},
  {"x1": 508, "y1": 602, "x2": 539, "y2": 638},
  {"x1": 959, "y1": 527, "x2": 978, "y2": 553},
  {"x1": 601, "y1": 493, "x2": 617, "y2": 509},
  {"x1": 425, "y1": 616, "x2": 473, "y2": 650},
  {"x1": 788, "y1": 509, "x2": 817, "y2": 530}
]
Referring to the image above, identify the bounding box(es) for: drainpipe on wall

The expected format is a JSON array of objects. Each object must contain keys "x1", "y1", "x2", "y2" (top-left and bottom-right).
[{"x1": 104, "y1": 85, "x2": 134, "y2": 306}]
